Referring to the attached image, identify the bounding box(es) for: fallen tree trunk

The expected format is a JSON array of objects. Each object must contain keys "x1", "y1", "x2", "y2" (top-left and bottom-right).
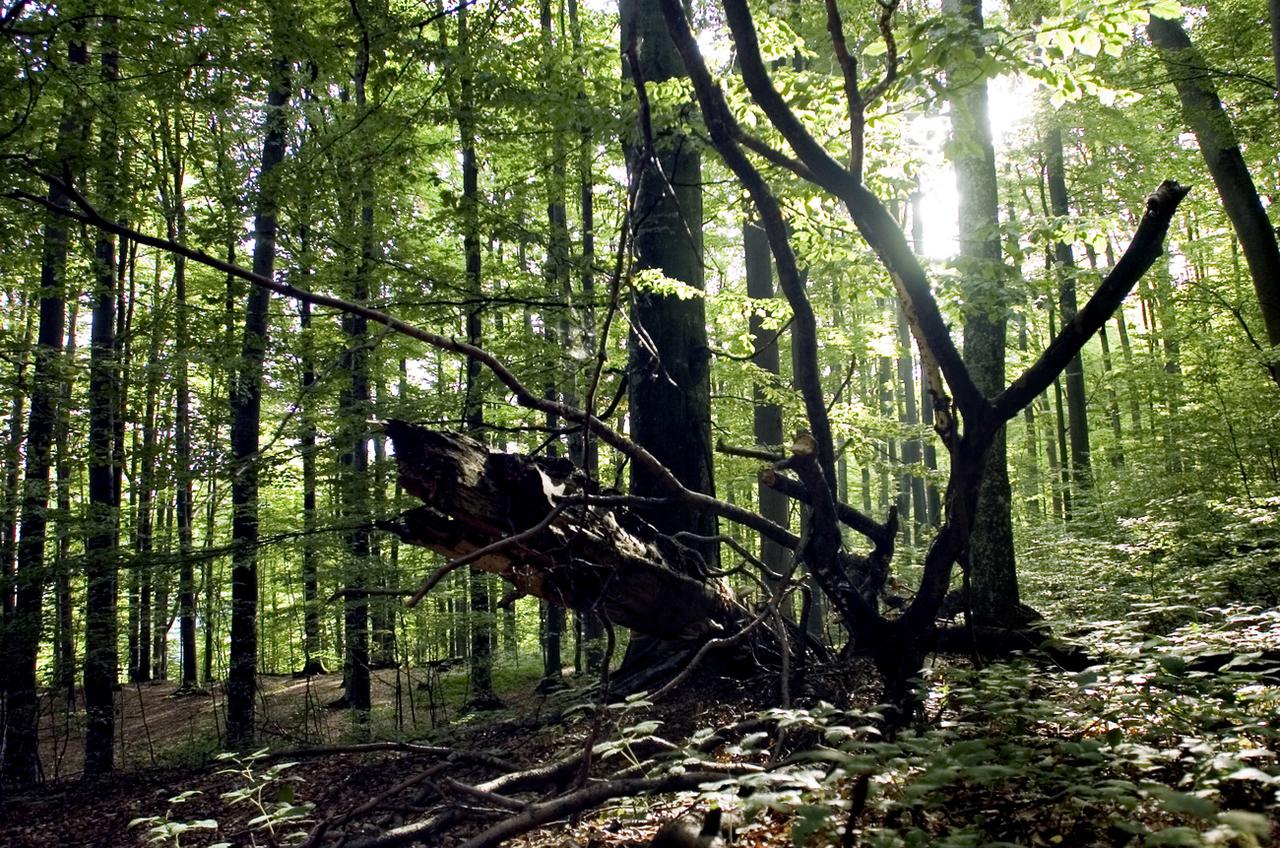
[{"x1": 382, "y1": 421, "x2": 752, "y2": 644}]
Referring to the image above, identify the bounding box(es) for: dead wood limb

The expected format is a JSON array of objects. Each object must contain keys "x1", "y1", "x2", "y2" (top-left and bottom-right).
[
  {"x1": 455, "y1": 771, "x2": 737, "y2": 848},
  {"x1": 262, "y1": 741, "x2": 516, "y2": 772},
  {"x1": 759, "y1": 467, "x2": 894, "y2": 549},
  {"x1": 716, "y1": 439, "x2": 784, "y2": 463},
  {"x1": 442, "y1": 778, "x2": 527, "y2": 812}
]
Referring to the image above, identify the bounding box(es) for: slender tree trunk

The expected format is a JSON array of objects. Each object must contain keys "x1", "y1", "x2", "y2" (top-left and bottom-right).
[
  {"x1": 159, "y1": 104, "x2": 199, "y2": 690},
  {"x1": 84, "y1": 18, "x2": 122, "y2": 775},
  {"x1": 226, "y1": 18, "x2": 291, "y2": 746},
  {"x1": 1084, "y1": 244, "x2": 1125, "y2": 466},
  {"x1": 0, "y1": 302, "x2": 33, "y2": 651},
  {"x1": 1, "y1": 34, "x2": 86, "y2": 784},
  {"x1": 54, "y1": 296, "x2": 79, "y2": 704},
  {"x1": 746, "y1": 216, "x2": 789, "y2": 582},
  {"x1": 438, "y1": 0, "x2": 499, "y2": 708},
  {"x1": 337, "y1": 0, "x2": 376, "y2": 727},
  {"x1": 897, "y1": 300, "x2": 926, "y2": 541},
  {"x1": 909, "y1": 191, "x2": 942, "y2": 526},
  {"x1": 134, "y1": 278, "x2": 163, "y2": 683},
  {"x1": 298, "y1": 219, "x2": 322, "y2": 673},
  {"x1": 1044, "y1": 125, "x2": 1092, "y2": 491}
]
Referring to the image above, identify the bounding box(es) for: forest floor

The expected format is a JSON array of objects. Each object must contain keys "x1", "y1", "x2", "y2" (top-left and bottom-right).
[
  {"x1": 3, "y1": 600, "x2": 1279, "y2": 847},
  {"x1": 2, "y1": 660, "x2": 821, "y2": 847}
]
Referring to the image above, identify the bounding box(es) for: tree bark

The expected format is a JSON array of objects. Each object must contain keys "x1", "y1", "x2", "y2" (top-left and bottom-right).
[
  {"x1": 745, "y1": 217, "x2": 789, "y2": 584},
  {"x1": 339, "y1": 0, "x2": 377, "y2": 726},
  {"x1": 384, "y1": 424, "x2": 750, "y2": 643},
  {"x1": 227, "y1": 16, "x2": 291, "y2": 746},
  {"x1": 2, "y1": 32, "x2": 85, "y2": 784},
  {"x1": 159, "y1": 102, "x2": 199, "y2": 690},
  {"x1": 945, "y1": 0, "x2": 1022, "y2": 627},
  {"x1": 621, "y1": 0, "x2": 718, "y2": 557},
  {"x1": 1044, "y1": 124, "x2": 1092, "y2": 491},
  {"x1": 54, "y1": 296, "x2": 79, "y2": 704},
  {"x1": 1149, "y1": 15, "x2": 1280, "y2": 375},
  {"x1": 84, "y1": 16, "x2": 121, "y2": 775}
]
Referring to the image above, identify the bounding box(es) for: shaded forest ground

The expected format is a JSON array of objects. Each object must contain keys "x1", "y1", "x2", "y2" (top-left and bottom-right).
[{"x1": 4, "y1": 511, "x2": 1280, "y2": 847}]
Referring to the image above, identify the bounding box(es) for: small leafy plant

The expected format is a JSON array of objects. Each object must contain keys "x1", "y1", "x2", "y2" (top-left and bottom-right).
[
  {"x1": 215, "y1": 748, "x2": 314, "y2": 846},
  {"x1": 128, "y1": 790, "x2": 218, "y2": 847}
]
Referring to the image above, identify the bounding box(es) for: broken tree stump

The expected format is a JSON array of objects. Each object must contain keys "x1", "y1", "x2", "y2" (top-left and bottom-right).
[{"x1": 382, "y1": 421, "x2": 753, "y2": 644}]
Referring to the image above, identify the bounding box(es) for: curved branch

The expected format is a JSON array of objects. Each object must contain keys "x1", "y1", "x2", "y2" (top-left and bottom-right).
[{"x1": 994, "y1": 180, "x2": 1190, "y2": 421}]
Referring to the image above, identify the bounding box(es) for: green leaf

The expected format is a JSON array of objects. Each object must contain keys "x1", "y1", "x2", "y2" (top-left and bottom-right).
[
  {"x1": 791, "y1": 804, "x2": 831, "y2": 847},
  {"x1": 1216, "y1": 811, "x2": 1271, "y2": 836},
  {"x1": 1149, "y1": 0, "x2": 1183, "y2": 19},
  {"x1": 1147, "y1": 827, "x2": 1202, "y2": 846},
  {"x1": 1146, "y1": 785, "x2": 1218, "y2": 819}
]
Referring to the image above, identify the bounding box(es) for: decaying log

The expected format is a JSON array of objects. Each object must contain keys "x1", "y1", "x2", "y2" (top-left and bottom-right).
[{"x1": 382, "y1": 421, "x2": 753, "y2": 643}]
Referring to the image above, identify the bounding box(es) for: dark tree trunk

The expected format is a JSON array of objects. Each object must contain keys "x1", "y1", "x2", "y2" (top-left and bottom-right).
[
  {"x1": 84, "y1": 19, "x2": 121, "y2": 775},
  {"x1": 159, "y1": 103, "x2": 199, "y2": 690},
  {"x1": 442, "y1": 0, "x2": 499, "y2": 708},
  {"x1": 745, "y1": 217, "x2": 789, "y2": 583},
  {"x1": 0, "y1": 302, "x2": 33, "y2": 659},
  {"x1": 339, "y1": 0, "x2": 376, "y2": 725},
  {"x1": 1149, "y1": 15, "x2": 1280, "y2": 375},
  {"x1": 227, "y1": 24, "x2": 290, "y2": 747},
  {"x1": 2, "y1": 34, "x2": 85, "y2": 784},
  {"x1": 298, "y1": 221, "x2": 322, "y2": 673},
  {"x1": 134, "y1": 280, "x2": 163, "y2": 683},
  {"x1": 54, "y1": 296, "x2": 79, "y2": 704}
]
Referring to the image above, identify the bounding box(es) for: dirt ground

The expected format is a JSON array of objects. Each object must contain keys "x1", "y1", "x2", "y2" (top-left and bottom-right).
[
  {"x1": 2, "y1": 661, "x2": 852, "y2": 847},
  {"x1": 3, "y1": 667, "x2": 545, "y2": 846}
]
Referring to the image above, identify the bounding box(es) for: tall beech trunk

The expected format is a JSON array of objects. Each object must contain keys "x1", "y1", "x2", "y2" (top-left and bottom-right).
[
  {"x1": 1149, "y1": 15, "x2": 1280, "y2": 381},
  {"x1": 84, "y1": 19, "x2": 121, "y2": 775},
  {"x1": 337, "y1": 0, "x2": 376, "y2": 725},
  {"x1": 226, "y1": 20, "x2": 291, "y2": 747},
  {"x1": 621, "y1": 0, "x2": 717, "y2": 557},
  {"x1": 298, "y1": 203, "x2": 322, "y2": 672},
  {"x1": 897, "y1": 301, "x2": 927, "y2": 540},
  {"x1": 133, "y1": 279, "x2": 163, "y2": 683},
  {"x1": 1044, "y1": 125, "x2": 1092, "y2": 491},
  {"x1": 945, "y1": 0, "x2": 1022, "y2": 627},
  {"x1": 160, "y1": 103, "x2": 199, "y2": 690},
  {"x1": 439, "y1": 0, "x2": 499, "y2": 708},
  {"x1": 2, "y1": 34, "x2": 86, "y2": 784},
  {"x1": 0, "y1": 302, "x2": 33, "y2": 643},
  {"x1": 909, "y1": 191, "x2": 942, "y2": 526}
]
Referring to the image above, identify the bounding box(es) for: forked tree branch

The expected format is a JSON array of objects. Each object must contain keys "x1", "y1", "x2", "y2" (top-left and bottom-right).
[{"x1": 712, "y1": 0, "x2": 987, "y2": 428}]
